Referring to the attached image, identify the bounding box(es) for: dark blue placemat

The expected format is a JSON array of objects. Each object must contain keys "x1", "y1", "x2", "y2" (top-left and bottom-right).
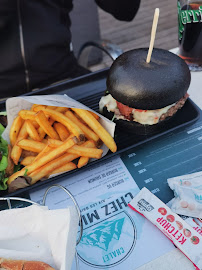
[{"x1": 121, "y1": 110, "x2": 202, "y2": 204}]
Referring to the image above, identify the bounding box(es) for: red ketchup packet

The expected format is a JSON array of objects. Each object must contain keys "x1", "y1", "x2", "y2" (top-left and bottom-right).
[
  {"x1": 185, "y1": 217, "x2": 202, "y2": 237},
  {"x1": 128, "y1": 188, "x2": 202, "y2": 270}
]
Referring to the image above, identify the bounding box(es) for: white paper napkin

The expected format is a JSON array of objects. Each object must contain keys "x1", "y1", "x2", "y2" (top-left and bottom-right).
[{"x1": 0, "y1": 204, "x2": 79, "y2": 270}]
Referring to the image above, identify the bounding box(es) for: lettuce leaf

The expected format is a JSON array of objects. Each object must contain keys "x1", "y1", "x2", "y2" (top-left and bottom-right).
[
  {"x1": 0, "y1": 124, "x2": 9, "y2": 190},
  {"x1": 0, "y1": 123, "x2": 5, "y2": 136},
  {"x1": 0, "y1": 111, "x2": 7, "y2": 116},
  {"x1": 0, "y1": 174, "x2": 8, "y2": 190},
  {"x1": 14, "y1": 164, "x2": 22, "y2": 173},
  {"x1": 0, "y1": 156, "x2": 8, "y2": 171}
]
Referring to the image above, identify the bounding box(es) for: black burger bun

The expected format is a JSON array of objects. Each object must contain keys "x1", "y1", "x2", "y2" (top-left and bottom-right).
[{"x1": 107, "y1": 48, "x2": 191, "y2": 110}]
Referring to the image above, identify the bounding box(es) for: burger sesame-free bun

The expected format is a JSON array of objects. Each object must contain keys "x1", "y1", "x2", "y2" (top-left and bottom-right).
[{"x1": 107, "y1": 48, "x2": 191, "y2": 110}]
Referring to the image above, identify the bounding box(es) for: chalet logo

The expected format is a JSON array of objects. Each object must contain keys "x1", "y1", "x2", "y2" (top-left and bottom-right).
[
  {"x1": 80, "y1": 218, "x2": 125, "y2": 251},
  {"x1": 77, "y1": 211, "x2": 136, "y2": 268}
]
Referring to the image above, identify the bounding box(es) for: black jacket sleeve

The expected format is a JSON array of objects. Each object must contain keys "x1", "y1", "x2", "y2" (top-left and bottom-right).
[
  {"x1": 0, "y1": 1, "x2": 16, "y2": 29},
  {"x1": 95, "y1": 0, "x2": 141, "y2": 21}
]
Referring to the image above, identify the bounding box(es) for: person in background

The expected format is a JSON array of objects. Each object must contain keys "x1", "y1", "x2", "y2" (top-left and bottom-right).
[{"x1": 0, "y1": 0, "x2": 141, "y2": 99}]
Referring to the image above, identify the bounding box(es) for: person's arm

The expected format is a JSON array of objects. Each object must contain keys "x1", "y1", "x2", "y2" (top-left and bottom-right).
[
  {"x1": 95, "y1": 0, "x2": 141, "y2": 21},
  {"x1": 0, "y1": 1, "x2": 16, "y2": 29}
]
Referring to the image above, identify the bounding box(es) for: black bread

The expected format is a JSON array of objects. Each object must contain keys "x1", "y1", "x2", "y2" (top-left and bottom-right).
[{"x1": 107, "y1": 48, "x2": 191, "y2": 110}]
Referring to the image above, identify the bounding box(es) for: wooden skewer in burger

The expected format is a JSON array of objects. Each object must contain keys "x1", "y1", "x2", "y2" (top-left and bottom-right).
[{"x1": 99, "y1": 9, "x2": 191, "y2": 135}]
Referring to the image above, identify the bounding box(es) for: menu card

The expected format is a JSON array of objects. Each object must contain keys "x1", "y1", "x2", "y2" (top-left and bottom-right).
[{"x1": 30, "y1": 157, "x2": 174, "y2": 270}]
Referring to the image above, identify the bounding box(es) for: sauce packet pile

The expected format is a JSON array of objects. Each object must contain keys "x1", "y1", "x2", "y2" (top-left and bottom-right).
[
  {"x1": 128, "y1": 188, "x2": 202, "y2": 270},
  {"x1": 167, "y1": 171, "x2": 202, "y2": 218},
  {"x1": 185, "y1": 217, "x2": 202, "y2": 237}
]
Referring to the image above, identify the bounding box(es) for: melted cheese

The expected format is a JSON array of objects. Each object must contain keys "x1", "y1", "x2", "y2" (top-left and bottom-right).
[
  {"x1": 99, "y1": 94, "x2": 175, "y2": 125},
  {"x1": 132, "y1": 104, "x2": 174, "y2": 125},
  {"x1": 99, "y1": 94, "x2": 117, "y2": 113}
]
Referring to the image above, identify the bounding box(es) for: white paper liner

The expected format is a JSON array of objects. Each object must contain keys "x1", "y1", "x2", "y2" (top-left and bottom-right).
[{"x1": 0, "y1": 204, "x2": 79, "y2": 270}]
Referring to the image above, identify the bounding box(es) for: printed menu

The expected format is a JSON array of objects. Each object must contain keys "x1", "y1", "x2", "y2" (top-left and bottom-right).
[{"x1": 30, "y1": 156, "x2": 174, "y2": 270}]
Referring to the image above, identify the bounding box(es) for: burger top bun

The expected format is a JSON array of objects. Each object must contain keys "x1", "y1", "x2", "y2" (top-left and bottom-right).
[{"x1": 107, "y1": 48, "x2": 191, "y2": 110}]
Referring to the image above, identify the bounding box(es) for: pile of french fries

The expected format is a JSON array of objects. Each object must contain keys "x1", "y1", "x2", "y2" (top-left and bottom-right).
[{"x1": 8, "y1": 104, "x2": 117, "y2": 188}]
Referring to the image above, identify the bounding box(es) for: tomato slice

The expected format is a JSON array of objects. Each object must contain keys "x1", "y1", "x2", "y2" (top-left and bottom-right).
[
  {"x1": 116, "y1": 101, "x2": 133, "y2": 120},
  {"x1": 116, "y1": 101, "x2": 148, "y2": 120}
]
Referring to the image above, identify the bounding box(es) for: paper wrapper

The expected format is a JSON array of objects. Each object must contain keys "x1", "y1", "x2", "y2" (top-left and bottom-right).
[
  {"x1": 0, "y1": 204, "x2": 79, "y2": 270},
  {"x1": 3, "y1": 94, "x2": 116, "y2": 156},
  {"x1": 167, "y1": 171, "x2": 202, "y2": 218}
]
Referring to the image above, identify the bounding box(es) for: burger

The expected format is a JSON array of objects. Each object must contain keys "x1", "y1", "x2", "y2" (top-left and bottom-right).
[{"x1": 99, "y1": 48, "x2": 191, "y2": 135}]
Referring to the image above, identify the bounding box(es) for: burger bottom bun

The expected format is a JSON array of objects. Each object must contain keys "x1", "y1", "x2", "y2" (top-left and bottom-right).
[{"x1": 103, "y1": 106, "x2": 178, "y2": 136}]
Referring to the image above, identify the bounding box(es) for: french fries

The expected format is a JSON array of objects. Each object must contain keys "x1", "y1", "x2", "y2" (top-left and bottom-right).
[
  {"x1": 47, "y1": 138, "x2": 67, "y2": 147},
  {"x1": 18, "y1": 110, "x2": 37, "y2": 121},
  {"x1": 8, "y1": 136, "x2": 78, "y2": 184},
  {"x1": 50, "y1": 162, "x2": 77, "y2": 175},
  {"x1": 65, "y1": 110, "x2": 100, "y2": 143},
  {"x1": 55, "y1": 107, "x2": 68, "y2": 113},
  {"x1": 48, "y1": 138, "x2": 102, "y2": 158},
  {"x1": 31, "y1": 104, "x2": 40, "y2": 111},
  {"x1": 33, "y1": 107, "x2": 85, "y2": 141},
  {"x1": 11, "y1": 122, "x2": 28, "y2": 165},
  {"x1": 77, "y1": 156, "x2": 89, "y2": 168},
  {"x1": 29, "y1": 153, "x2": 78, "y2": 184},
  {"x1": 31, "y1": 121, "x2": 40, "y2": 129},
  {"x1": 89, "y1": 111, "x2": 100, "y2": 120},
  {"x1": 17, "y1": 139, "x2": 46, "y2": 153},
  {"x1": 21, "y1": 150, "x2": 38, "y2": 158},
  {"x1": 21, "y1": 156, "x2": 36, "y2": 166},
  {"x1": 53, "y1": 122, "x2": 69, "y2": 141},
  {"x1": 7, "y1": 103, "x2": 117, "y2": 191},
  {"x1": 71, "y1": 108, "x2": 117, "y2": 153},
  {"x1": 9, "y1": 116, "x2": 24, "y2": 146},
  {"x1": 37, "y1": 117, "x2": 55, "y2": 141},
  {"x1": 26, "y1": 120, "x2": 41, "y2": 141},
  {"x1": 37, "y1": 126, "x2": 46, "y2": 140},
  {"x1": 67, "y1": 145, "x2": 103, "y2": 159},
  {"x1": 46, "y1": 105, "x2": 57, "y2": 110},
  {"x1": 34, "y1": 144, "x2": 52, "y2": 161},
  {"x1": 49, "y1": 139, "x2": 103, "y2": 159},
  {"x1": 77, "y1": 140, "x2": 96, "y2": 168},
  {"x1": 32, "y1": 105, "x2": 46, "y2": 111},
  {"x1": 35, "y1": 111, "x2": 59, "y2": 140}
]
